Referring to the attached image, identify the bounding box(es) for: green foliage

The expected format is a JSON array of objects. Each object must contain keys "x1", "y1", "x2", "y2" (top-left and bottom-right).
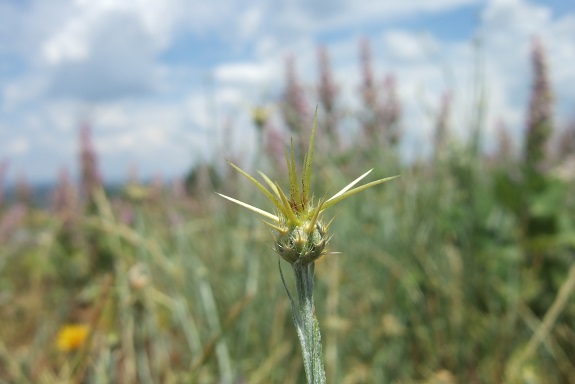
[{"x1": 1, "y1": 134, "x2": 574, "y2": 383}]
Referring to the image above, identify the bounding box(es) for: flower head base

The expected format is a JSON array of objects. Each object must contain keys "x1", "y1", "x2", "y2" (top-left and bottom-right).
[
  {"x1": 275, "y1": 215, "x2": 329, "y2": 264},
  {"x1": 218, "y1": 107, "x2": 398, "y2": 265}
]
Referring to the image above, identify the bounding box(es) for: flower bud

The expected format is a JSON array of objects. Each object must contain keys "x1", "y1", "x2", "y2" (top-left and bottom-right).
[{"x1": 275, "y1": 220, "x2": 328, "y2": 265}]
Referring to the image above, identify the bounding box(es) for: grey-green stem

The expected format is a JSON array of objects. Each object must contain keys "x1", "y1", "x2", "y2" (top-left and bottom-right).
[{"x1": 280, "y1": 260, "x2": 326, "y2": 384}]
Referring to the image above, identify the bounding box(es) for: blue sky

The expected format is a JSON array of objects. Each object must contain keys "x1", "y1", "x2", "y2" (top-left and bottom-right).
[{"x1": 0, "y1": 0, "x2": 574, "y2": 184}]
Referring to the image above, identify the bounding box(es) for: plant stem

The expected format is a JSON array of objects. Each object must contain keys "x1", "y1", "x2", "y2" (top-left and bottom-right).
[
  {"x1": 286, "y1": 262, "x2": 326, "y2": 384},
  {"x1": 506, "y1": 263, "x2": 575, "y2": 381}
]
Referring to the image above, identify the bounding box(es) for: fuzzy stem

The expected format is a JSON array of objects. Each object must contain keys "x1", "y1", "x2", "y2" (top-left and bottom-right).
[{"x1": 292, "y1": 262, "x2": 326, "y2": 384}]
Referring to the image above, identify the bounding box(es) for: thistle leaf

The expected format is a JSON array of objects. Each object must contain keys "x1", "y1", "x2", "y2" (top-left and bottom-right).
[
  {"x1": 307, "y1": 199, "x2": 325, "y2": 234},
  {"x1": 258, "y1": 171, "x2": 281, "y2": 201},
  {"x1": 322, "y1": 175, "x2": 400, "y2": 211},
  {"x1": 327, "y1": 169, "x2": 373, "y2": 203},
  {"x1": 259, "y1": 218, "x2": 287, "y2": 233},
  {"x1": 302, "y1": 106, "x2": 318, "y2": 202},
  {"x1": 216, "y1": 193, "x2": 279, "y2": 222},
  {"x1": 275, "y1": 181, "x2": 299, "y2": 224},
  {"x1": 226, "y1": 160, "x2": 284, "y2": 213},
  {"x1": 285, "y1": 139, "x2": 301, "y2": 206}
]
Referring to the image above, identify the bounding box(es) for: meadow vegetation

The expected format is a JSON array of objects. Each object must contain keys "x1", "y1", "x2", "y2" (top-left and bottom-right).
[{"x1": 0, "y1": 39, "x2": 574, "y2": 383}]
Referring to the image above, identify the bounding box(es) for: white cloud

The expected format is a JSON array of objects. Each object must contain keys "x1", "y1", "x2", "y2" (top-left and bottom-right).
[
  {"x1": 214, "y1": 62, "x2": 276, "y2": 85},
  {"x1": 479, "y1": 0, "x2": 575, "y2": 126},
  {"x1": 44, "y1": 11, "x2": 162, "y2": 100},
  {"x1": 383, "y1": 31, "x2": 439, "y2": 61},
  {"x1": 3, "y1": 138, "x2": 30, "y2": 156},
  {"x1": 0, "y1": 0, "x2": 574, "y2": 183},
  {"x1": 238, "y1": 7, "x2": 263, "y2": 41},
  {"x1": 215, "y1": 87, "x2": 244, "y2": 106},
  {"x1": 69, "y1": 0, "x2": 176, "y2": 49},
  {"x1": 42, "y1": 18, "x2": 90, "y2": 65},
  {"x1": 2, "y1": 76, "x2": 47, "y2": 111}
]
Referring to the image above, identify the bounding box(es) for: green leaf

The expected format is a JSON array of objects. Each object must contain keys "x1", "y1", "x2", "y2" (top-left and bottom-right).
[
  {"x1": 327, "y1": 169, "x2": 373, "y2": 203},
  {"x1": 275, "y1": 181, "x2": 299, "y2": 224},
  {"x1": 285, "y1": 139, "x2": 301, "y2": 207},
  {"x1": 302, "y1": 106, "x2": 318, "y2": 202},
  {"x1": 322, "y1": 175, "x2": 400, "y2": 211},
  {"x1": 226, "y1": 160, "x2": 285, "y2": 214},
  {"x1": 217, "y1": 193, "x2": 279, "y2": 222},
  {"x1": 258, "y1": 171, "x2": 282, "y2": 201}
]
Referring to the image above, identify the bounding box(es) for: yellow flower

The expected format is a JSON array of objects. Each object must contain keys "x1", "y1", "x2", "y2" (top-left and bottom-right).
[
  {"x1": 252, "y1": 105, "x2": 269, "y2": 130},
  {"x1": 218, "y1": 107, "x2": 398, "y2": 265},
  {"x1": 56, "y1": 324, "x2": 90, "y2": 352}
]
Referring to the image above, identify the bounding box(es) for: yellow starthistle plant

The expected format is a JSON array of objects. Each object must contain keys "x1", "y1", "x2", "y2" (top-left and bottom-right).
[
  {"x1": 218, "y1": 109, "x2": 398, "y2": 266},
  {"x1": 218, "y1": 107, "x2": 398, "y2": 384}
]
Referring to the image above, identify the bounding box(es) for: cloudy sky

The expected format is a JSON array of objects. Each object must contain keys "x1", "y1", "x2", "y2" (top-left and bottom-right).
[{"x1": 0, "y1": 0, "x2": 574, "y2": 184}]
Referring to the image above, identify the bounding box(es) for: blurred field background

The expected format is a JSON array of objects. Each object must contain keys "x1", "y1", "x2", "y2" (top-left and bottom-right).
[{"x1": 1, "y1": 32, "x2": 575, "y2": 384}]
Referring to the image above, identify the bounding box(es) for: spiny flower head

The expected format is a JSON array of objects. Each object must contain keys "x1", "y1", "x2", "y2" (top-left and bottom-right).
[{"x1": 218, "y1": 108, "x2": 398, "y2": 265}]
